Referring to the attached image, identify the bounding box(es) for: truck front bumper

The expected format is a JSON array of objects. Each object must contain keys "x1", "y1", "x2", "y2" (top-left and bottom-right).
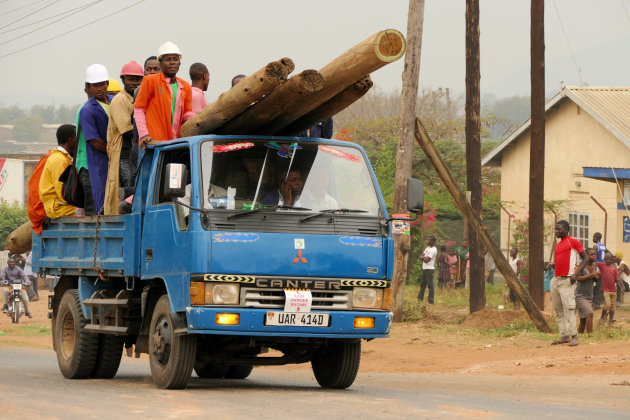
[{"x1": 185, "y1": 307, "x2": 393, "y2": 338}]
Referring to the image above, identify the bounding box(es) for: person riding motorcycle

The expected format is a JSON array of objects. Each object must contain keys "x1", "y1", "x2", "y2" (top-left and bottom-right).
[{"x1": 1, "y1": 258, "x2": 32, "y2": 318}]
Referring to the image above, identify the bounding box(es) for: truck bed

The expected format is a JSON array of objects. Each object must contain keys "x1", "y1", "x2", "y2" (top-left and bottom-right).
[{"x1": 32, "y1": 214, "x2": 141, "y2": 278}]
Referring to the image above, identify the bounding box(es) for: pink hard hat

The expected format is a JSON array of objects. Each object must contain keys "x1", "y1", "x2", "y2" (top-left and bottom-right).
[{"x1": 120, "y1": 61, "x2": 144, "y2": 77}]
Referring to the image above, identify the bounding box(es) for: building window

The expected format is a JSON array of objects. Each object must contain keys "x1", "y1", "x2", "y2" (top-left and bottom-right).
[
  {"x1": 624, "y1": 180, "x2": 630, "y2": 205},
  {"x1": 568, "y1": 212, "x2": 589, "y2": 249}
]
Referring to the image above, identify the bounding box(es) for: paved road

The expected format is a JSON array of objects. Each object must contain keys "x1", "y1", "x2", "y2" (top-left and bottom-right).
[{"x1": 1, "y1": 346, "x2": 628, "y2": 419}]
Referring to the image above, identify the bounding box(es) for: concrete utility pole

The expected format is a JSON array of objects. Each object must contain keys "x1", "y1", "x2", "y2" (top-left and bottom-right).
[
  {"x1": 391, "y1": 0, "x2": 425, "y2": 322},
  {"x1": 465, "y1": 0, "x2": 485, "y2": 312},
  {"x1": 529, "y1": 0, "x2": 545, "y2": 309}
]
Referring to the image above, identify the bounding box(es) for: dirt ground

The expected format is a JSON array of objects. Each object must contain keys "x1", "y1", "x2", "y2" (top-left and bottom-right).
[{"x1": 2, "y1": 290, "x2": 630, "y2": 378}]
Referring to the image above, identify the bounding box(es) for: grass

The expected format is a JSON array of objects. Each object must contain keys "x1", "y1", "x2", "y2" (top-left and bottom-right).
[{"x1": 0, "y1": 322, "x2": 50, "y2": 337}]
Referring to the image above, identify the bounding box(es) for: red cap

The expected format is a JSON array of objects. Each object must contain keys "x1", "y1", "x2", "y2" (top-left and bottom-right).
[{"x1": 120, "y1": 61, "x2": 144, "y2": 77}]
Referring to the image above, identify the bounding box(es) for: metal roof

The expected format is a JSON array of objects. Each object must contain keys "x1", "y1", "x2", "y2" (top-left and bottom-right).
[{"x1": 482, "y1": 86, "x2": 630, "y2": 166}]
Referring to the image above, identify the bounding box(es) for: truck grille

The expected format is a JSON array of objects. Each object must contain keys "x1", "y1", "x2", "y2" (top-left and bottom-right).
[{"x1": 241, "y1": 288, "x2": 351, "y2": 310}]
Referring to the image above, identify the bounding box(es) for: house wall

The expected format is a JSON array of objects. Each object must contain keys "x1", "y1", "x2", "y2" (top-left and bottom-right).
[{"x1": 499, "y1": 99, "x2": 630, "y2": 259}]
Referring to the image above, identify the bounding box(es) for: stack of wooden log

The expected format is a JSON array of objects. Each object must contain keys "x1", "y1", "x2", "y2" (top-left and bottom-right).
[{"x1": 180, "y1": 28, "x2": 406, "y2": 137}]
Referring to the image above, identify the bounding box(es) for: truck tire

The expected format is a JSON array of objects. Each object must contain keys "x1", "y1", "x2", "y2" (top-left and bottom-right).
[
  {"x1": 225, "y1": 365, "x2": 254, "y2": 379},
  {"x1": 149, "y1": 295, "x2": 196, "y2": 389},
  {"x1": 90, "y1": 334, "x2": 124, "y2": 379},
  {"x1": 54, "y1": 289, "x2": 98, "y2": 379},
  {"x1": 194, "y1": 361, "x2": 228, "y2": 379},
  {"x1": 311, "y1": 340, "x2": 361, "y2": 389}
]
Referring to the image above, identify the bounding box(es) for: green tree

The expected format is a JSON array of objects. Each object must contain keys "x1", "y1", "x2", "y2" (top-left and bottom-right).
[
  {"x1": 13, "y1": 114, "x2": 43, "y2": 142},
  {"x1": 31, "y1": 104, "x2": 56, "y2": 124},
  {"x1": 0, "y1": 105, "x2": 26, "y2": 124},
  {"x1": 0, "y1": 201, "x2": 28, "y2": 247}
]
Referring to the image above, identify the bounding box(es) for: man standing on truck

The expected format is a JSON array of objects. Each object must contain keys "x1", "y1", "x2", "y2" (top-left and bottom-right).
[
  {"x1": 103, "y1": 61, "x2": 144, "y2": 215},
  {"x1": 80, "y1": 64, "x2": 114, "y2": 214},
  {"x1": 190, "y1": 62, "x2": 209, "y2": 113},
  {"x1": 134, "y1": 41, "x2": 194, "y2": 151},
  {"x1": 1, "y1": 258, "x2": 32, "y2": 318},
  {"x1": 39, "y1": 124, "x2": 77, "y2": 218}
]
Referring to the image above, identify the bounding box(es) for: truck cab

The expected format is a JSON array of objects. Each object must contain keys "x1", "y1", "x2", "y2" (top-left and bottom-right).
[{"x1": 35, "y1": 135, "x2": 423, "y2": 389}]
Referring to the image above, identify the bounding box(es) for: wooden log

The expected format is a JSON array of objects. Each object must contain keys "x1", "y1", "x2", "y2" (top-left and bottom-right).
[
  {"x1": 259, "y1": 29, "x2": 406, "y2": 135},
  {"x1": 414, "y1": 118, "x2": 553, "y2": 333},
  {"x1": 5, "y1": 220, "x2": 32, "y2": 254},
  {"x1": 179, "y1": 58, "x2": 295, "y2": 137},
  {"x1": 215, "y1": 70, "x2": 325, "y2": 135},
  {"x1": 275, "y1": 76, "x2": 373, "y2": 136}
]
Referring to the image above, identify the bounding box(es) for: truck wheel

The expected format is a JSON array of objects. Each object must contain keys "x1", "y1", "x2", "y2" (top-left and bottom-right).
[
  {"x1": 54, "y1": 289, "x2": 98, "y2": 379},
  {"x1": 311, "y1": 340, "x2": 361, "y2": 389},
  {"x1": 90, "y1": 335, "x2": 124, "y2": 379},
  {"x1": 149, "y1": 295, "x2": 196, "y2": 389},
  {"x1": 225, "y1": 365, "x2": 254, "y2": 379},
  {"x1": 194, "y1": 361, "x2": 228, "y2": 379}
]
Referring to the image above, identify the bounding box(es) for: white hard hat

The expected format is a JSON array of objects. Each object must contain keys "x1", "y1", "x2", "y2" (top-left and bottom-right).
[
  {"x1": 157, "y1": 41, "x2": 182, "y2": 60},
  {"x1": 85, "y1": 64, "x2": 109, "y2": 84}
]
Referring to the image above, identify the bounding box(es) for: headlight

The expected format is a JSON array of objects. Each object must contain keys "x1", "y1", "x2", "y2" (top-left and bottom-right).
[
  {"x1": 352, "y1": 287, "x2": 383, "y2": 309},
  {"x1": 212, "y1": 283, "x2": 240, "y2": 305},
  {"x1": 190, "y1": 282, "x2": 240, "y2": 305}
]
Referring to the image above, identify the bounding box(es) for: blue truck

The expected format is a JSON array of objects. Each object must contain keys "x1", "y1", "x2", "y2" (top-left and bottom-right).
[{"x1": 33, "y1": 135, "x2": 423, "y2": 389}]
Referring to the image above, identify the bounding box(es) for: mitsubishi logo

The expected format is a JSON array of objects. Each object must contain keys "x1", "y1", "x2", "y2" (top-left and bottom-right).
[{"x1": 292, "y1": 249, "x2": 308, "y2": 264}]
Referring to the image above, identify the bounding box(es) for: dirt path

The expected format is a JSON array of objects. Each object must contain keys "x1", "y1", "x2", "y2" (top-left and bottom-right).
[{"x1": 3, "y1": 291, "x2": 630, "y2": 378}]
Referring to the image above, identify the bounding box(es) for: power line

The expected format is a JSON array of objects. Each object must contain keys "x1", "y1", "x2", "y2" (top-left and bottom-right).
[
  {"x1": 551, "y1": 0, "x2": 583, "y2": 86},
  {"x1": 0, "y1": 1, "x2": 100, "y2": 34},
  {"x1": 0, "y1": 1, "x2": 101, "y2": 45},
  {"x1": 0, "y1": 0, "x2": 145, "y2": 59},
  {"x1": 0, "y1": 0, "x2": 60, "y2": 30},
  {"x1": 2, "y1": 0, "x2": 47, "y2": 15}
]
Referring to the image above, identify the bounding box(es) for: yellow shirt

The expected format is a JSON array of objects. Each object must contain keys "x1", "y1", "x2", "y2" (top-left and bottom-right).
[{"x1": 39, "y1": 148, "x2": 75, "y2": 218}]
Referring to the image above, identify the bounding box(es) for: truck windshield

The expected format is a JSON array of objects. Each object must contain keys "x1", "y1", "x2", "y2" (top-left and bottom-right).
[{"x1": 200, "y1": 140, "x2": 380, "y2": 215}]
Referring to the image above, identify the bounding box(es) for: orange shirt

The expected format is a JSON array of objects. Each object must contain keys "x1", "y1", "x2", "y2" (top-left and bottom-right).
[{"x1": 134, "y1": 73, "x2": 193, "y2": 141}]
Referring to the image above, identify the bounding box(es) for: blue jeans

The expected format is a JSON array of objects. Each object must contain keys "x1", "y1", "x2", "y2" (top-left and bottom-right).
[{"x1": 418, "y1": 269, "x2": 435, "y2": 304}]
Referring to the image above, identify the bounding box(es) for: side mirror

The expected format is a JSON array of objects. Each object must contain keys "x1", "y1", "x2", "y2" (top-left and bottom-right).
[
  {"x1": 164, "y1": 163, "x2": 187, "y2": 200},
  {"x1": 406, "y1": 178, "x2": 424, "y2": 214}
]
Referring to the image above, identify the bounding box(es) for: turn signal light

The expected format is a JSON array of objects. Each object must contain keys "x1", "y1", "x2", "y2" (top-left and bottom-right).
[
  {"x1": 354, "y1": 317, "x2": 375, "y2": 329},
  {"x1": 190, "y1": 282, "x2": 205, "y2": 305},
  {"x1": 382, "y1": 288, "x2": 393, "y2": 310},
  {"x1": 216, "y1": 313, "x2": 240, "y2": 325}
]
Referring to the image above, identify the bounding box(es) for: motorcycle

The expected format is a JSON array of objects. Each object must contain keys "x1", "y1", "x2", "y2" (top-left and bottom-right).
[{"x1": 5, "y1": 281, "x2": 25, "y2": 324}]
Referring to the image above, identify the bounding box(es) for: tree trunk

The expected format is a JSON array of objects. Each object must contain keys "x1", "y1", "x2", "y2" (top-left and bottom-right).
[
  {"x1": 276, "y1": 76, "x2": 373, "y2": 136},
  {"x1": 415, "y1": 119, "x2": 553, "y2": 333},
  {"x1": 180, "y1": 58, "x2": 294, "y2": 137},
  {"x1": 466, "y1": 0, "x2": 485, "y2": 313},
  {"x1": 391, "y1": 1, "x2": 425, "y2": 322},
  {"x1": 529, "y1": 0, "x2": 545, "y2": 309},
  {"x1": 216, "y1": 70, "x2": 324, "y2": 135},
  {"x1": 260, "y1": 29, "x2": 406, "y2": 136}
]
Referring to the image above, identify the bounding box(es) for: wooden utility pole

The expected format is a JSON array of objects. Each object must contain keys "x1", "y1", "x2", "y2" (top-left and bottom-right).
[
  {"x1": 466, "y1": 0, "x2": 485, "y2": 312},
  {"x1": 529, "y1": 0, "x2": 545, "y2": 309},
  {"x1": 415, "y1": 119, "x2": 552, "y2": 333},
  {"x1": 391, "y1": 0, "x2": 425, "y2": 322}
]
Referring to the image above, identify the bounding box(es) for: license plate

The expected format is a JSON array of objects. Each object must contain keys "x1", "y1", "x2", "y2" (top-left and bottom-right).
[
  {"x1": 266, "y1": 311, "x2": 329, "y2": 327},
  {"x1": 12, "y1": 284, "x2": 22, "y2": 290}
]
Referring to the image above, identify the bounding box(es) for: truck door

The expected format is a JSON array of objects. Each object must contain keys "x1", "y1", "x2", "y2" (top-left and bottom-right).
[{"x1": 141, "y1": 146, "x2": 193, "y2": 309}]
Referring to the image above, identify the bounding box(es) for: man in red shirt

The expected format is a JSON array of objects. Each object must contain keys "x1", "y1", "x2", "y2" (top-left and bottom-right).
[
  {"x1": 597, "y1": 251, "x2": 625, "y2": 326},
  {"x1": 547, "y1": 220, "x2": 588, "y2": 346}
]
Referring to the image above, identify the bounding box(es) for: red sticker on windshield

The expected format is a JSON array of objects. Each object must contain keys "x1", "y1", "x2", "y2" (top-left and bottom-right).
[
  {"x1": 318, "y1": 145, "x2": 359, "y2": 162},
  {"x1": 213, "y1": 142, "x2": 254, "y2": 153}
]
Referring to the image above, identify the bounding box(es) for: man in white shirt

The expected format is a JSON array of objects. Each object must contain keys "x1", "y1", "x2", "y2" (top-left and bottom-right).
[{"x1": 417, "y1": 235, "x2": 438, "y2": 304}]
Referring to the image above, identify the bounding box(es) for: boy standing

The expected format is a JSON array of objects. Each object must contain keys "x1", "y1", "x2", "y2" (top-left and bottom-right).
[
  {"x1": 597, "y1": 251, "x2": 625, "y2": 326},
  {"x1": 417, "y1": 236, "x2": 438, "y2": 304},
  {"x1": 575, "y1": 248, "x2": 598, "y2": 334}
]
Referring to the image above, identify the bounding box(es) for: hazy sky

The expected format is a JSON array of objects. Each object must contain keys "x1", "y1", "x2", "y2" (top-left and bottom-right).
[{"x1": 1, "y1": 0, "x2": 630, "y2": 107}]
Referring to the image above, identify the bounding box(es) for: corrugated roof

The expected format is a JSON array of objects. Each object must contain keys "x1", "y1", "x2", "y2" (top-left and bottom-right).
[{"x1": 482, "y1": 86, "x2": 630, "y2": 166}]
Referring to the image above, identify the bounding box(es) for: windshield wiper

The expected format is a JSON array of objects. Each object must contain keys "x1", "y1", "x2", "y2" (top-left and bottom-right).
[
  {"x1": 299, "y1": 208, "x2": 367, "y2": 223},
  {"x1": 227, "y1": 204, "x2": 312, "y2": 220}
]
